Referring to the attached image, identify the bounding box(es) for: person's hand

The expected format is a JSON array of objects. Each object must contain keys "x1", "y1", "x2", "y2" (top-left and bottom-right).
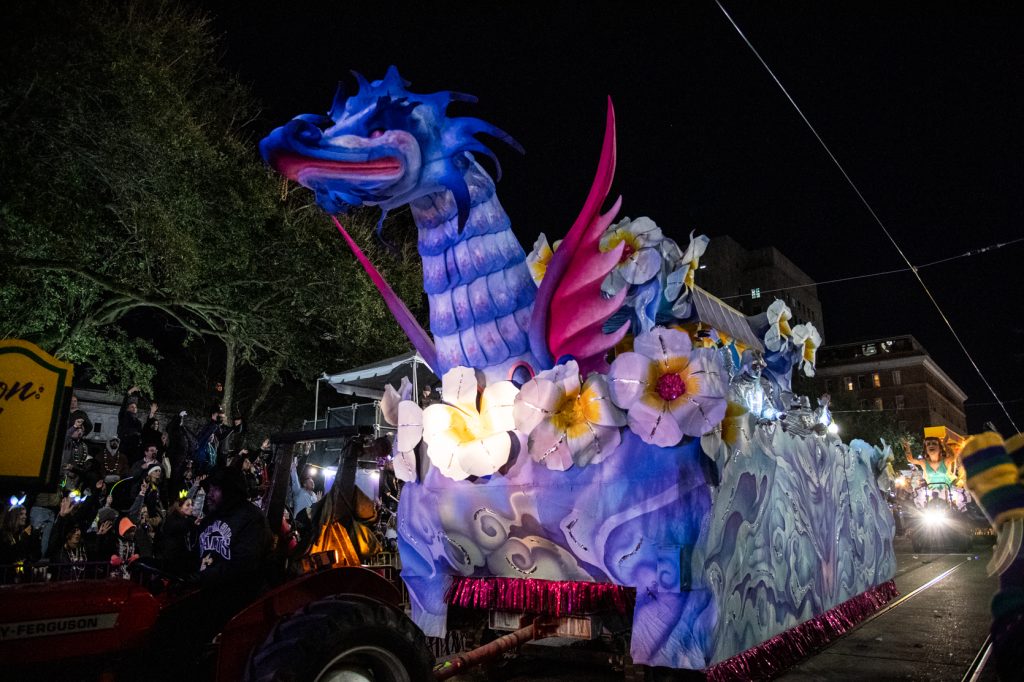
[
  {"x1": 149, "y1": 401, "x2": 159, "y2": 415},
  {"x1": 59, "y1": 497, "x2": 74, "y2": 517},
  {"x1": 98, "y1": 520, "x2": 113, "y2": 536},
  {"x1": 233, "y1": 417, "x2": 242, "y2": 427},
  {"x1": 95, "y1": 478, "x2": 106, "y2": 491},
  {"x1": 197, "y1": 474, "x2": 207, "y2": 484},
  {"x1": 106, "y1": 495, "x2": 113, "y2": 507},
  {"x1": 179, "y1": 410, "x2": 187, "y2": 418},
  {"x1": 290, "y1": 458, "x2": 298, "y2": 472},
  {"x1": 139, "y1": 481, "x2": 149, "y2": 496},
  {"x1": 315, "y1": 491, "x2": 323, "y2": 502},
  {"x1": 128, "y1": 386, "x2": 141, "y2": 395},
  {"x1": 73, "y1": 418, "x2": 84, "y2": 429}
]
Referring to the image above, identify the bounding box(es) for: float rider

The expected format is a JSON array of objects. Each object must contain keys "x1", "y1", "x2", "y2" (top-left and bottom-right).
[{"x1": 903, "y1": 436, "x2": 961, "y2": 489}]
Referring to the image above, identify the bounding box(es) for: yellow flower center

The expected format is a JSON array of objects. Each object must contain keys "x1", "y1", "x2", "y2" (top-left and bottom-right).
[
  {"x1": 803, "y1": 340, "x2": 816, "y2": 363},
  {"x1": 603, "y1": 231, "x2": 641, "y2": 264},
  {"x1": 778, "y1": 317, "x2": 792, "y2": 337},
  {"x1": 684, "y1": 260, "x2": 699, "y2": 288},
  {"x1": 551, "y1": 393, "x2": 586, "y2": 432}
]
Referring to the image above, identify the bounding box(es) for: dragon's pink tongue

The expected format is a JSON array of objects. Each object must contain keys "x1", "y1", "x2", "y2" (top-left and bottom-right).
[{"x1": 274, "y1": 154, "x2": 401, "y2": 182}]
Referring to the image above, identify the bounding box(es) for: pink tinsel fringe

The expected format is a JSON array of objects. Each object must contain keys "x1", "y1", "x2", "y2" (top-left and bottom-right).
[
  {"x1": 446, "y1": 577, "x2": 636, "y2": 616},
  {"x1": 705, "y1": 580, "x2": 899, "y2": 681}
]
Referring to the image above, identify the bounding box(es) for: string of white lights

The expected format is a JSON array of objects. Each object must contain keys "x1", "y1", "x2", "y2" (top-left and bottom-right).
[
  {"x1": 714, "y1": 0, "x2": 1020, "y2": 432},
  {"x1": 718, "y1": 236, "x2": 1024, "y2": 301}
]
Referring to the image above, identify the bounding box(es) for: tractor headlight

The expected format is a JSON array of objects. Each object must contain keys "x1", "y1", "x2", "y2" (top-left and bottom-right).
[{"x1": 923, "y1": 508, "x2": 947, "y2": 527}]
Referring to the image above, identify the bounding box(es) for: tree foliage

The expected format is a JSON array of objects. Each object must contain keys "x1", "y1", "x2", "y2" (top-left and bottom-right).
[{"x1": 1, "y1": 0, "x2": 425, "y2": 425}]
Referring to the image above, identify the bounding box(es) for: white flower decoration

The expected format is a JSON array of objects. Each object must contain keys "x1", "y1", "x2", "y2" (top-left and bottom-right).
[
  {"x1": 381, "y1": 377, "x2": 421, "y2": 482},
  {"x1": 791, "y1": 323, "x2": 822, "y2": 377},
  {"x1": 599, "y1": 216, "x2": 665, "y2": 296},
  {"x1": 513, "y1": 360, "x2": 626, "y2": 470},
  {"x1": 381, "y1": 376, "x2": 413, "y2": 426},
  {"x1": 526, "y1": 233, "x2": 561, "y2": 286},
  {"x1": 422, "y1": 366, "x2": 519, "y2": 480},
  {"x1": 678, "y1": 230, "x2": 710, "y2": 290},
  {"x1": 763, "y1": 299, "x2": 793, "y2": 352},
  {"x1": 666, "y1": 231, "x2": 710, "y2": 318},
  {"x1": 393, "y1": 400, "x2": 423, "y2": 482}
]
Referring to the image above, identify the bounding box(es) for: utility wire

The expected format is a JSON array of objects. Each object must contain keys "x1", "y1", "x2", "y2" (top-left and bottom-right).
[
  {"x1": 714, "y1": 0, "x2": 1019, "y2": 432},
  {"x1": 719, "y1": 236, "x2": 1024, "y2": 301}
]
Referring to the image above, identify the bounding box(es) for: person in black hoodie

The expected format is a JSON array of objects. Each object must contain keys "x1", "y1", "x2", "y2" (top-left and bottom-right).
[
  {"x1": 197, "y1": 466, "x2": 271, "y2": 624},
  {"x1": 161, "y1": 497, "x2": 198, "y2": 577},
  {"x1": 140, "y1": 403, "x2": 164, "y2": 454},
  {"x1": 118, "y1": 387, "x2": 145, "y2": 463},
  {"x1": 68, "y1": 393, "x2": 93, "y2": 439}
]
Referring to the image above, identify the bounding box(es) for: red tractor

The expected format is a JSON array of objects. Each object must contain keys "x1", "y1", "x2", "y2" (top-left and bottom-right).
[{"x1": 0, "y1": 427, "x2": 434, "y2": 681}]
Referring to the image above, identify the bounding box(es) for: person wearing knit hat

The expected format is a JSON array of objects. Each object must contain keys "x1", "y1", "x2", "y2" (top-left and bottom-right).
[
  {"x1": 129, "y1": 455, "x2": 167, "y2": 523},
  {"x1": 97, "y1": 506, "x2": 118, "y2": 528},
  {"x1": 118, "y1": 516, "x2": 136, "y2": 538},
  {"x1": 960, "y1": 431, "x2": 1024, "y2": 681},
  {"x1": 109, "y1": 516, "x2": 139, "y2": 579}
]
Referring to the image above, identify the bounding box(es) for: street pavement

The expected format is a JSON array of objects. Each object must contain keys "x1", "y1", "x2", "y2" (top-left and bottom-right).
[{"x1": 446, "y1": 541, "x2": 999, "y2": 680}]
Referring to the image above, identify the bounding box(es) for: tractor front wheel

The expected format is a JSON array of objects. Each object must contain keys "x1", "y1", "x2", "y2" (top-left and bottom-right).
[{"x1": 246, "y1": 594, "x2": 434, "y2": 682}]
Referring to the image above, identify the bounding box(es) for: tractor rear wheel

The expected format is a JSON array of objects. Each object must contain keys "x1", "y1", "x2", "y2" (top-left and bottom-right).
[{"x1": 246, "y1": 594, "x2": 434, "y2": 682}]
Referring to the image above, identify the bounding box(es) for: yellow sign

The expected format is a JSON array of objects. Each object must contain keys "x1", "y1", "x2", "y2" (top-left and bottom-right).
[{"x1": 0, "y1": 340, "x2": 74, "y2": 480}]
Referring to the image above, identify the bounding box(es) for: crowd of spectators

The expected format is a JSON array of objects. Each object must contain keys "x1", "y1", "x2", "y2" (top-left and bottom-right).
[{"x1": 0, "y1": 386, "x2": 322, "y2": 591}]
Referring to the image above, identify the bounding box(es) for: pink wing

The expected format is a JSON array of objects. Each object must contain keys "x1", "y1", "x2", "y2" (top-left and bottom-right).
[
  {"x1": 528, "y1": 98, "x2": 630, "y2": 375},
  {"x1": 331, "y1": 215, "x2": 438, "y2": 371}
]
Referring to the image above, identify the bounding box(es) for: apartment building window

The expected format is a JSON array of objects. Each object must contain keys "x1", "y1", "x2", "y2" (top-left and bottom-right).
[
  {"x1": 892, "y1": 370, "x2": 902, "y2": 385},
  {"x1": 844, "y1": 376, "x2": 854, "y2": 391},
  {"x1": 872, "y1": 372, "x2": 881, "y2": 388},
  {"x1": 857, "y1": 375, "x2": 869, "y2": 390},
  {"x1": 895, "y1": 395, "x2": 905, "y2": 410},
  {"x1": 874, "y1": 397, "x2": 884, "y2": 411}
]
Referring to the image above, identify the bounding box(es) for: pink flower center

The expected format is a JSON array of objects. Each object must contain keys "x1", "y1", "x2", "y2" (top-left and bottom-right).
[
  {"x1": 619, "y1": 242, "x2": 636, "y2": 263},
  {"x1": 656, "y1": 372, "x2": 686, "y2": 401}
]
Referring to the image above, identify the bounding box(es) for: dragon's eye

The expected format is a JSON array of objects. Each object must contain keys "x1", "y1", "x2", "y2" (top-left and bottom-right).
[{"x1": 369, "y1": 129, "x2": 385, "y2": 139}]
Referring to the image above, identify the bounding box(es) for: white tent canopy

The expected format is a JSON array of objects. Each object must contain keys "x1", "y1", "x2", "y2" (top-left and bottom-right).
[{"x1": 322, "y1": 351, "x2": 437, "y2": 400}]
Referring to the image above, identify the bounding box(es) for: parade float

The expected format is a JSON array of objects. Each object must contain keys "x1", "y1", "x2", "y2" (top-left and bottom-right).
[{"x1": 260, "y1": 68, "x2": 897, "y2": 675}]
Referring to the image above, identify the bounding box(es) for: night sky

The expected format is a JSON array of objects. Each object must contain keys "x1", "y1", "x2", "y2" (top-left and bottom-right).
[{"x1": 209, "y1": 1, "x2": 1024, "y2": 433}]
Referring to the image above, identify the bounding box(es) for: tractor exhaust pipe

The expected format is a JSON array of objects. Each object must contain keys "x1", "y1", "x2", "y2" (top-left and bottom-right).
[{"x1": 432, "y1": 617, "x2": 556, "y2": 680}]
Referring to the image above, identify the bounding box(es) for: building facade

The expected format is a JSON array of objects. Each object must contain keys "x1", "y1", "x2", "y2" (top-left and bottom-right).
[
  {"x1": 699, "y1": 235, "x2": 825, "y2": 336},
  {"x1": 812, "y1": 335, "x2": 967, "y2": 436}
]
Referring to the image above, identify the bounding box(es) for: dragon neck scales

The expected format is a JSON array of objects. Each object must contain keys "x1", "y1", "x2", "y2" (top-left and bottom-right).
[{"x1": 410, "y1": 155, "x2": 538, "y2": 381}]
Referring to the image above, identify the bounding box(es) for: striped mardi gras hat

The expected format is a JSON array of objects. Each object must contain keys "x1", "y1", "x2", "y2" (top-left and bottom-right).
[
  {"x1": 1008, "y1": 433, "x2": 1024, "y2": 480},
  {"x1": 960, "y1": 432, "x2": 1024, "y2": 527}
]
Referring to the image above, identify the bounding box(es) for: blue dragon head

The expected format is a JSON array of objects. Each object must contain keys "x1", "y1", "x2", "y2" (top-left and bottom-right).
[{"x1": 260, "y1": 66, "x2": 522, "y2": 227}]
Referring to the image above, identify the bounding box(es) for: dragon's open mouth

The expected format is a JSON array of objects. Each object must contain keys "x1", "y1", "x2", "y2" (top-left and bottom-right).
[{"x1": 273, "y1": 154, "x2": 403, "y2": 184}]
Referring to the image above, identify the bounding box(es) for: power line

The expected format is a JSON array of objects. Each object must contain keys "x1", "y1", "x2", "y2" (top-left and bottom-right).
[
  {"x1": 719, "y1": 236, "x2": 1024, "y2": 301},
  {"x1": 714, "y1": 0, "x2": 1020, "y2": 433}
]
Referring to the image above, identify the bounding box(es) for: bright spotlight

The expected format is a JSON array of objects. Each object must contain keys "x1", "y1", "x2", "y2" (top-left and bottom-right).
[
  {"x1": 923, "y1": 508, "x2": 947, "y2": 527},
  {"x1": 826, "y1": 422, "x2": 839, "y2": 435}
]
